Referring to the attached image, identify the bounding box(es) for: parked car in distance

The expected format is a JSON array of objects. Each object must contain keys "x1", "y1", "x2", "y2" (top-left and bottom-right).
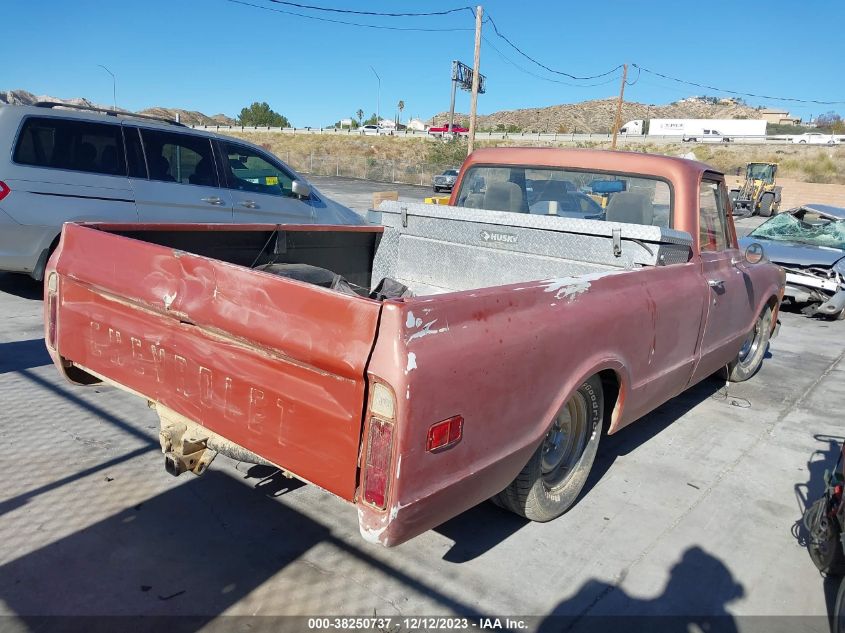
[
  {"x1": 683, "y1": 129, "x2": 731, "y2": 143},
  {"x1": 740, "y1": 203, "x2": 845, "y2": 319},
  {"x1": 360, "y1": 124, "x2": 389, "y2": 136},
  {"x1": 0, "y1": 102, "x2": 363, "y2": 280},
  {"x1": 432, "y1": 169, "x2": 459, "y2": 192},
  {"x1": 792, "y1": 133, "x2": 839, "y2": 145}
]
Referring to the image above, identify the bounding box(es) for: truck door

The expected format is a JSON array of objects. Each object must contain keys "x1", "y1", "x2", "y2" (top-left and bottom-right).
[{"x1": 690, "y1": 177, "x2": 753, "y2": 382}]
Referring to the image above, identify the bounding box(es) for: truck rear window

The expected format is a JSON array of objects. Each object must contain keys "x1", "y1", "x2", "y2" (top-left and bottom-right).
[{"x1": 454, "y1": 166, "x2": 672, "y2": 228}]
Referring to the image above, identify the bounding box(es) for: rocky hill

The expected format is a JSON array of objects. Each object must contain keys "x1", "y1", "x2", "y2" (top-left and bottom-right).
[
  {"x1": 0, "y1": 89, "x2": 237, "y2": 126},
  {"x1": 431, "y1": 97, "x2": 764, "y2": 134}
]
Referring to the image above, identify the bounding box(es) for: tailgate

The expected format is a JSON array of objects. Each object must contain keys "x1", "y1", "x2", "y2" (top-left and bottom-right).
[{"x1": 49, "y1": 224, "x2": 382, "y2": 500}]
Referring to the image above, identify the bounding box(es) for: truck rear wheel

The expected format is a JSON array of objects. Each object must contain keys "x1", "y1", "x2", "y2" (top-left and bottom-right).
[
  {"x1": 759, "y1": 193, "x2": 775, "y2": 217},
  {"x1": 721, "y1": 307, "x2": 772, "y2": 382},
  {"x1": 494, "y1": 375, "x2": 603, "y2": 522}
]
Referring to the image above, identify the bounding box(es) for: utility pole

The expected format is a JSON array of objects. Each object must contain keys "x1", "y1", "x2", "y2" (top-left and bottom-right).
[
  {"x1": 448, "y1": 60, "x2": 458, "y2": 134},
  {"x1": 467, "y1": 5, "x2": 483, "y2": 155},
  {"x1": 610, "y1": 63, "x2": 628, "y2": 150}
]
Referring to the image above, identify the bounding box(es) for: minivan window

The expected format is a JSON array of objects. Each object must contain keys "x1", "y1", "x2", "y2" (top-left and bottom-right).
[
  {"x1": 123, "y1": 127, "x2": 147, "y2": 179},
  {"x1": 14, "y1": 117, "x2": 126, "y2": 176},
  {"x1": 140, "y1": 129, "x2": 218, "y2": 187},
  {"x1": 220, "y1": 141, "x2": 295, "y2": 197}
]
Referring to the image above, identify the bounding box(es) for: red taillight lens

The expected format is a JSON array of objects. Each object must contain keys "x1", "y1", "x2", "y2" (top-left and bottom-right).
[
  {"x1": 363, "y1": 417, "x2": 394, "y2": 509},
  {"x1": 47, "y1": 292, "x2": 58, "y2": 349},
  {"x1": 0, "y1": 181, "x2": 9, "y2": 202},
  {"x1": 426, "y1": 415, "x2": 463, "y2": 452}
]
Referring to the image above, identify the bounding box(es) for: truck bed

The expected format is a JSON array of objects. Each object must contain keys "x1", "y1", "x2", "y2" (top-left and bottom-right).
[{"x1": 47, "y1": 206, "x2": 698, "y2": 545}]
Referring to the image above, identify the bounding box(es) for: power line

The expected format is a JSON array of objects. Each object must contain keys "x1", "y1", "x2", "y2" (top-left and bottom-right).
[
  {"x1": 485, "y1": 14, "x2": 623, "y2": 81},
  {"x1": 483, "y1": 36, "x2": 620, "y2": 88},
  {"x1": 264, "y1": 0, "x2": 475, "y2": 17},
  {"x1": 633, "y1": 64, "x2": 845, "y2": 105},
  {"x1": 227, "y1": 0, "x2": 475, "y2": 31}
]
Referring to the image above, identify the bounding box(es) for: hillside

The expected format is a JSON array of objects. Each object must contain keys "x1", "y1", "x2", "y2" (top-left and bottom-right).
[
  {"x1": 431, "y1": 97, "x2": 764, "y2": 134},
  {"x1": 0, "y1": 89, "x2": 237, "y2": 126}
]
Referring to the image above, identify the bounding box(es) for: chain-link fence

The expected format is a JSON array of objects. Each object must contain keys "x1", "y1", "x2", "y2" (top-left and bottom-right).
[{"x1": 279, "y1": 152, "x2": 454, "y2": 187}]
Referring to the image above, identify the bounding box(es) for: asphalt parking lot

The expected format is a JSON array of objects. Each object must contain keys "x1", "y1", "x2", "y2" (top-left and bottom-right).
[{"x1": 1, "y1": 178, "x2": 843, "y2": 631}]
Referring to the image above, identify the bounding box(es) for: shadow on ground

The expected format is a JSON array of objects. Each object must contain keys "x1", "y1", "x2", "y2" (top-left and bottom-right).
[
  {"x1": 537, "y1": 546, "x2": 747, "y2": 632},
  {"x1": 0, "y1": 470, "x2": 485, "y2": 629},
  {"x1": 0, "y1": 338, "x2": 52, "y2": 374},
  {"x1": 0, "y1": 272, "x2": 42, "y2": 300}
]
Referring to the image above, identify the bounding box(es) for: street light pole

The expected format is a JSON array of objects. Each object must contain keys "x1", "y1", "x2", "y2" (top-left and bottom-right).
[
  {"x1": 369, "y1": 66, "x2": 380, "y2": 127},
  {"x1": 97, "y1": 64, "x2": 116, "y2": 111}
]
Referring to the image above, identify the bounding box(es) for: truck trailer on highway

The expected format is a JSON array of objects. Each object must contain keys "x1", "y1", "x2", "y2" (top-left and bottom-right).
[{"x1": 620, "y1": 118, "x2": 767, "y2": 140}]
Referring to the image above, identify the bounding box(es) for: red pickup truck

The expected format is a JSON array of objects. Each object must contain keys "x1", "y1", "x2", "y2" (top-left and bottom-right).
[
  {"x1": 45, "y1": 148, "x2": 783, "y2": 546},
  {"x1": 428, "y1": 124, "x2": 469, "y2": 135}
]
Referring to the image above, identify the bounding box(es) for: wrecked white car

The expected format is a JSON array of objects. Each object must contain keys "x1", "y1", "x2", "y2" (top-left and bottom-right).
[{"x1": 740, "y1": 204, "x2": 845, "y2": 319}]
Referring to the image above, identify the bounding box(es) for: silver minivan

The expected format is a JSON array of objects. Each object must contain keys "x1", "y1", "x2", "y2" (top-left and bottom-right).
[{"x1": 0, "y1": 103, "x2": 363, "y2": 279}]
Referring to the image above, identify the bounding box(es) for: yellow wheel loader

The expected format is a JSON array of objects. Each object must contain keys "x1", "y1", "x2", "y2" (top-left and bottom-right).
[{"x1": 730, "y1": 162, "x2": 781, "y2": 217}]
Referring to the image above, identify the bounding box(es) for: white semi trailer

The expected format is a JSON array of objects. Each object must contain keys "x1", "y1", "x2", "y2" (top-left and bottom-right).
[{"x1": 619, "y1": 119, "x2": 767, "y2": 140}]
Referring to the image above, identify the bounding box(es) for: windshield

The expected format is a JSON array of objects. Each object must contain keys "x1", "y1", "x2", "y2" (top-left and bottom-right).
[
  {"x1": 444, "y1": 170, "x2": 458, "y2": 176},
  {"x1": 454, "y1": 165, "x2": 671, "y2": 227},
  {"x1": 747, "y1": 164, "x2": 774, "y2": 181},
  {"x1": 750, "y1": 210, "x2": 845, "y2": 250}
]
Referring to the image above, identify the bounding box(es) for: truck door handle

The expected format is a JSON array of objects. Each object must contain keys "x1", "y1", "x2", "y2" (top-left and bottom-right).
[
  {"x1": 201, "y1": 196, "x2": 224, "y2": 205},
  {"x1": 240, "y1": 200, "x2": 258, "y2": 209},
  {"x1": 708, "y1": 279, "x2": 725, "y2": 290}
]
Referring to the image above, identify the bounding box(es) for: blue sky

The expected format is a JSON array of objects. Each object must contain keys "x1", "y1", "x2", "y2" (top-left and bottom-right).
[{"x1": 3, "y1": 0, "x2": 843, "y2": 126}]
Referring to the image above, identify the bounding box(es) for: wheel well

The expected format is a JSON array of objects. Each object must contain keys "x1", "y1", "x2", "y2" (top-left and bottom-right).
[
  {"x1": 598, "y1": 369, "x2": 620, "y2": 434},
  {"x1": 31, "y1": 233, "x2": 61, "y2": 282}
]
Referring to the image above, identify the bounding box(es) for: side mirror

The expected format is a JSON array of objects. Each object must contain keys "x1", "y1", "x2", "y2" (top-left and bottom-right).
[
  {"x1": 744, "y1": 242, "x2": 765, "y2": 264},
  {"x1": 292, "y1": 180, "x2": 311, "y2": 198}
]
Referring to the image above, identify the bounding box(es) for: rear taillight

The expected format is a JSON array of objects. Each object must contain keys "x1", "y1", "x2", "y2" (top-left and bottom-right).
[
  {"x1": 0, "y1": 181, "x2": 9, "y2": 202},
  {"x1": 426, "y1": 415, "x2": 463, "y2": 452},
  {"x1": 46, "y1": 273, "x2": 58, "y2": 349},
  {"x1": 362, "y1": 380, "x2": 397, "y2": 510},
  {"x1": 363, "y1": 417, "x2": 394, "y2": 508}
]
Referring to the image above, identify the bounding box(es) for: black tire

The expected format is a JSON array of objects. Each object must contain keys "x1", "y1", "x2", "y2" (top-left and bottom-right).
[
  {"x1": 494, "y1": 375, "x2": 603, "y2": 521},
  {"x1": 804, "y1": 497, "x2": 845, "y2": 575},
  {"x1": 721, "y1": 306, "x2": 772, "y2": 382},
  {"x1": 433, "y1": 187, "x2": 440, "y2": 193},
  {"x1": 759, "y1": 193, "x2": 775, "y2": 217},
  {"x1": 835, "y1": 577, "x2": 845, "y2": 633}
]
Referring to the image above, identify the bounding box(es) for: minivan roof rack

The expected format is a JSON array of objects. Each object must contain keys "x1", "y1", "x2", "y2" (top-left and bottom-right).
[{"x1": 34, "y1": 101, "x2": 186, "y2": 127}]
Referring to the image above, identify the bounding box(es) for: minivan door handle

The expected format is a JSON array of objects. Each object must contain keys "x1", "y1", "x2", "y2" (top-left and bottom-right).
[
  {"x1": 240, "y1": 200, "x2": 258, "y2": 209},
  {"x1": 201, "y1": 196, "x2": 224, "y2": 205}
]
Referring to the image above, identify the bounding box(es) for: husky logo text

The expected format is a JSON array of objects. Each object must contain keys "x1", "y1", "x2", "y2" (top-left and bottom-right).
[{"x1": 480, "y1": 229, "x2": 518, "y2": 244}]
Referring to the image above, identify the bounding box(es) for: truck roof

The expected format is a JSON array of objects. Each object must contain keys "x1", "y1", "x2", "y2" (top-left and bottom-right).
[{"x1": 463, "y1": 147, "x2": 720, "y2": 180}]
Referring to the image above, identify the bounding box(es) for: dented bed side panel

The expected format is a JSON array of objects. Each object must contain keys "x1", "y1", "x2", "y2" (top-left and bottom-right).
[
  {"x1": 359, "y1": 263, "x2": 709, "y2": 545},
  {"x1": 48, "y1": 223, "x2": 382, "y2": 500}
]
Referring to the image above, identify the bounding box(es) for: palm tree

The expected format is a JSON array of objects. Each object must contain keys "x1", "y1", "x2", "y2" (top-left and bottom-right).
[
  {"x1": 397, "y1": 100, "x2": 405, "y2": 125},
  {"x1": 356, "y1": 109, "x2": 364, "y2": 126}
]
